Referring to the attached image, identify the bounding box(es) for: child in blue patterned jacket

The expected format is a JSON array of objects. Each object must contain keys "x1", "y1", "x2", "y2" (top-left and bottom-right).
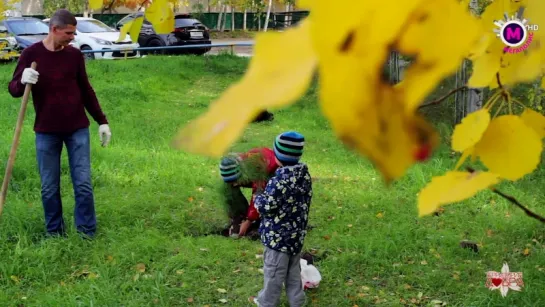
[{"x1": 249, "y1": 131, "x2": 313, "y2": 307}]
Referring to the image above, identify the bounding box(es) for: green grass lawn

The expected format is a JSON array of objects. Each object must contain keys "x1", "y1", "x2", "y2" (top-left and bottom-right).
[{"x1": 0, "y1": 55, "x2": 544, "y2": 306}]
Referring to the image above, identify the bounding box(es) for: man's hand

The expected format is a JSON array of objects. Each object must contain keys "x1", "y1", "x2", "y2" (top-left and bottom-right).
[
  {"x1": 99, "y1": 124, "x2": 111, "y2": 147},
  {"x1": 21, "y1": 68, "x2": 39, "y2": 85}
]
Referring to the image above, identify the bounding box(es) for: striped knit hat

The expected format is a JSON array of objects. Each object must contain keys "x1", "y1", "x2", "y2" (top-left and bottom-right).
[
  {"x1": 219, "y1": 156, "x2": 241, "y2": 182},
  {"x1": 274, "y1": 131, "x2": 305, "y2": 165}
]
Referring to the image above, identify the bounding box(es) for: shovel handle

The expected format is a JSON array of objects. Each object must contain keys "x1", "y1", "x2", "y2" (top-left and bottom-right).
[{"x1": 0, "y1": 61, "x2": 37, "y2": 217}]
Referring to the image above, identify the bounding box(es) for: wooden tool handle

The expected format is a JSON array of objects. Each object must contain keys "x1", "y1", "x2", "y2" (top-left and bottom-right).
[{"x1": 0, "y1": 61, "x2": 37, "y2": 217}]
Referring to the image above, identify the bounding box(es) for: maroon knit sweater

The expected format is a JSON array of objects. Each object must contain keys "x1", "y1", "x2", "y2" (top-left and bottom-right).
[{"x1": 8, "y1": 41, "x2": 108, "y2": 133}]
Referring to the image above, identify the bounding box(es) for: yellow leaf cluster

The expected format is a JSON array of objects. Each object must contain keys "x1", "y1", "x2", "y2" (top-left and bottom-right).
[
  {"x1": 468, "y1": 0, "x2": 545, "y2": 88},
  {"x1": 92, "y1": 0, "x2": 176, "y2": 40},
  {"x1": 173, "y1": 0, "x2": 485, "y2": 184},
  {"x1": 418, "y1": 100, "x2": 545, "y2": 216}
]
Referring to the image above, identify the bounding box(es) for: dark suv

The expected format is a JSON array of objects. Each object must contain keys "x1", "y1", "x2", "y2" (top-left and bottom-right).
[{"x1": 115, "y1": 13, "x2": 211, "y2": 55}]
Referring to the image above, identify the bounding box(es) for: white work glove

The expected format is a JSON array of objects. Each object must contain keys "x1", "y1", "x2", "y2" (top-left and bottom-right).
[
  {"x1": 99, "y1": 124, "x2": 111, "y2": 147},
  {"x1": 21, "y1": 67, "x2": 39, "y2": 84}
]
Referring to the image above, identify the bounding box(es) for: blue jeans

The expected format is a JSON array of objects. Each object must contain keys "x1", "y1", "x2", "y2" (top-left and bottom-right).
[{"x1": 35, "y1": 128, "x2": 96, "y2": 237}]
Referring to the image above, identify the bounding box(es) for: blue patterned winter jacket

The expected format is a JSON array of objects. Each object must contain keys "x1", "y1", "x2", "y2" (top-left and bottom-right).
[{"x1": 254, "y1": 163, "x2": 313, "y2": 255}]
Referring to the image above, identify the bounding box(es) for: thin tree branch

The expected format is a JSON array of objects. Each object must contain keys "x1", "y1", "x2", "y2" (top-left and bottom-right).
[
  {"x1": 418, "y1": 86, "x2": 468, "y2": 109},
  {"x1": 491, "y1": 188, "x2": 545, "y2": 223},
  {"x1": 466, "y1": 167, "x2": 545, "y2": 224}
]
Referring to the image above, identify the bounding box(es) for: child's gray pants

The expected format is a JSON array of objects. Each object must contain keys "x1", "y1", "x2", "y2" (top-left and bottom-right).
[{"x1": 257, "y1": 247, "x2": 306, "y2": 307}]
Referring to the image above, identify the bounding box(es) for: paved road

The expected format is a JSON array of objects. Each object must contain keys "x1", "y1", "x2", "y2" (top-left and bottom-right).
[{"x1": 208, "y1": 38, "x2": 254, "y2": 57}]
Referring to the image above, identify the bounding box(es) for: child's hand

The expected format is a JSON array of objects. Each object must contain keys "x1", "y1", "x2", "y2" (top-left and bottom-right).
[{"x1": 239, "y1": 220, "x2": 251, "y2": 236}]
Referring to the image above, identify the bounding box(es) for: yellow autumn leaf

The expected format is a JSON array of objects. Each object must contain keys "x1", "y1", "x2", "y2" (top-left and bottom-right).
[
  {"x1": 145, "y1": 0, "x2": 175, "y2": 34},
  {"x1": 512, "y1": 48, "x2": 542, "y2": 83},
  {"x1": 526, "y1": 0, "x2": 545, "y2": 44},
  {"x1": 520, "y1": 109, "x2": 545, "y2": 138},
  {"x1": 467, "y1": 40, "x2": 504, "y2": 87},
  {"x1": 172, "y1": 19, "x2": 317, "y2": 156},
  {"x1": 116, "y1": 17, "x2": 144, "y2": 43},
  {"x1": 451, "y1": 109, "x2": 491, "y2": 152},
  {"x1": 395, "y1": 0, "x2": 483, "y2": 112},
  {"x1": 89, "y1": 0, "x2": 103, "y2": 10},
  {"x1": 322, "y1": 82, "x2": 439, "y2": 183},
  {"x1": 418, "y1": 171, "x2": 500, "y2": 217},
  {"x1": 474, "y1": 115, "x2": 543, "y2": 181}
]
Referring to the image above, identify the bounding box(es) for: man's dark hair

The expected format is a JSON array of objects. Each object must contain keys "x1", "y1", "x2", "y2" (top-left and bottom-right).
[{"x1": 49, "y1": 9, "x2": 77, "y2": 29}]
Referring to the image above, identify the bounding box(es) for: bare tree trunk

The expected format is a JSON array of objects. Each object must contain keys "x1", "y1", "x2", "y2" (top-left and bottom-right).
[
  {"x1": 454, "y1": 63, "x2": 468, "y2": 124},
  {"x1": 216, "y1": 2, "x2": 223, "y2": 30},
  {"x1": 388, "y1": 51, "x2": 400, "y2": 84},
  {"x1": 243, "y1": 9, "x2": 247, "y2": 31},
  {"x1": 220, "y1": 5, "x2": 227, "y2": 31},
  {"x1": 285, "y1": 4, "x2": 291, "y2": 27},
  {"x1": 263, "y1": 0, "x2": 272, "y2": 31},
  {"x1": 83, "y1": 0, "x2": 89, "y2": 17},
  {"x1": 231, "y1": 5, "x2": 235, "y2": 32},
  {"x1": 466, "y1": 0, "x2": 484, "y2": 114}
]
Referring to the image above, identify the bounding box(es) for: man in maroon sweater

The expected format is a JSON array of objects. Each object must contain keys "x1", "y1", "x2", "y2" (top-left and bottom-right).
[{"x1": 8, "y1": 9, "x2": 111, "y2": 239}]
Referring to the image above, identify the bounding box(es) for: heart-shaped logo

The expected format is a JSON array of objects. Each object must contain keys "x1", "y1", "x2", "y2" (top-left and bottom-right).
[{"x1": 492, "y1": 278, "x2": 503, "y2": 287}]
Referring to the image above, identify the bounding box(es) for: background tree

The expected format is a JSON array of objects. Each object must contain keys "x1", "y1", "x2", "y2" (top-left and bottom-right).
[{"x1": 43, "y1": 0, "x2": 86, "y2": 17}]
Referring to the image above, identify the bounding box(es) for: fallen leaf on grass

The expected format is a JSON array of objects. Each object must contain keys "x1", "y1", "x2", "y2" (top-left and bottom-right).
[
  {"x1": 187, "y1": 298, "x2": 194, "y2": 303},
  {"x1": 217, "y1": 288, "x2": 227, "y2": 293},
  {"x1": 200, "y1": 248, "x2": 209, "y2": 252},
  {"x1": 255, "y1": 254, "x2": 263, "y2": 259},
  {"x1": 347, "y1": 224, "x2": 353, "y2": 228},
  {"x1": 453, "y1": 273, "x2": 460, "y2": 280},
  {"x1": 188, "y1": 197, "x2": 194, "y2": 202},
  {"x1": 323, "y1": 235, "x2": 331, "y2": 240},
  {"x1": 431, "y1": 299, "x2": 447, "y2": 306},
  {"x1": 362, "y1": 286, "x2": 370, "y2": 291},
  {"x1": 376, "y1": 212, "x2": 384, "y2": 218},
  {"x1": 358, "y1": 293, "x2": 366, "y2": 297},
  {"x1": 106, "y1": 255, "x2": 115, "y2": 263},
  {"x1": 136, "y1": 263, "x2": 146, "y2": 273},
  {"x1": 487, "y1": 229, "x2": 493, "y2": 237},
  {"x1": 258, "y1": 268, "x2": 264, "y2": 274},
  {"x1": 10, "y1": 275, "x2": 20, "y2": 284},
  {"x1": 218, "y1": 299, "x2": 228, "y2": 303},
  {"x1": 421, "y1": 260, "x2": 428, "y2": 265},
  {"x1": 176, "y1": 270, "x2": 184, "y2": 275},
  {"x1": 232, "y1": 269, "x2": 241, "y2": 273},
  {"x1": 404, "y1": 284, "x2": 412, "y2": 289},
  {"x1": 523, "y1": 248, "x2": 531, "y2": 256}
]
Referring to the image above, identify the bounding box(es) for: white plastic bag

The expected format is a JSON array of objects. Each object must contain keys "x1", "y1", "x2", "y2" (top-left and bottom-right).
[{"x1": 300, "y1": 258, "x2": 321, "y2": 289}]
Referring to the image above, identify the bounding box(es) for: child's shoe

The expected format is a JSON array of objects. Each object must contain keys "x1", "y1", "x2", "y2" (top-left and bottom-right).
[{"x1": 248, "y1": 296, "x2": 259, "y2": 306}]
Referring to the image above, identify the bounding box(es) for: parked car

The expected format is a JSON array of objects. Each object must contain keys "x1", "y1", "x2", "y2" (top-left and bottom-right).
[
  {"x1": 115, "y1": 13, "x2": 211, "y2": 55},
  {"x1": 43, "y1": 17, "x2": 140, "y2": 60},
  {"x1": 1, "y1": 17, "x2": 79, "y2": 50}
]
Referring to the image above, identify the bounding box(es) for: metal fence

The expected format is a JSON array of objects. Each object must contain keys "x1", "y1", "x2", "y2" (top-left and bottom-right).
[{"x1": 79, "y1": 42, "x2": 255, "y2": 59}]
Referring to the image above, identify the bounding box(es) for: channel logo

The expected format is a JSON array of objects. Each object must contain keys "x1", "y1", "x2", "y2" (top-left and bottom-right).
[{"x1": 493, "y1": 10, "x2": 539, "y2": 53}]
